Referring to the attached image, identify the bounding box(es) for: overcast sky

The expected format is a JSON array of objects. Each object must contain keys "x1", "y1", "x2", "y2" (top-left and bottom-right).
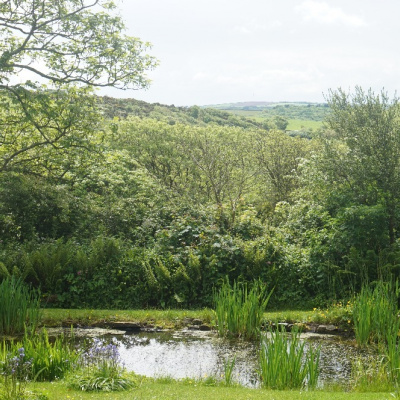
[{"x1": 102, "y1": 0, "x2": 400, "y2": 106}]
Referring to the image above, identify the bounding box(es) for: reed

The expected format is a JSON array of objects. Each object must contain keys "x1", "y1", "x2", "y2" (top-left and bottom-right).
[
  {"x1": 223, "y1": 356, "x2": 236, "y2": 386},
  {"x1": 259, "y1": 327, "x2": 320, "y2": 390},
  {"x1": 0, "y1": 277, "x2": 40, "y2": 336},
  {"x1": 213, "y1": 279, "x2": 272, "y2": 340},
  {"x1": 353, "y1": 281, "x2": 399, "y2": 346},
  {"x1": 0, "y1": 327, "x2": 79, "y2": 381}
]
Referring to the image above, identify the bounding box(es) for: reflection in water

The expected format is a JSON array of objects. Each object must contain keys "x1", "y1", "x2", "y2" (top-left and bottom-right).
[{"x1": 91, "y1": 330, "x2": 376, "y2": 388}]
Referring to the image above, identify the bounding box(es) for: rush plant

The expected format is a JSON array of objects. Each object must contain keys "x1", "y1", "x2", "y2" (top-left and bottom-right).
[
  {"x1": 0, "y1": 277, "x2": 40, "y2": 336},
  {"x1": 353, "y1": 281, "x2": 399, "y2": 346},
  {"x1": 259, "y1": 327, "x2": 320, "y2": 390},
  {"x1": 213, "y1": 279, "x2": 272, "y2": 340}
]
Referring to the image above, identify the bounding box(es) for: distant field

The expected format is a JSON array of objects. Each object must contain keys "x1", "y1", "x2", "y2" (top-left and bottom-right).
[
  {"x1": 286, "y1": 119, "x2": 323, "y2": 131},
  {"x1": 227, "y1": 109, "x2": 265, "y2": 122},
  {"x1": 225, "y1": 109, "x2": 324, "y2": 131}
]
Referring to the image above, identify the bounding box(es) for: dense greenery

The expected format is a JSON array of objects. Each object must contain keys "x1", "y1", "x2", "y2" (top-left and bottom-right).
[
  {"x1": 0, "y1": 2, "x2": 398, "y2": 311},
  {"x1": 1, "y1": 87, "x2": 400, "y2": 310}
]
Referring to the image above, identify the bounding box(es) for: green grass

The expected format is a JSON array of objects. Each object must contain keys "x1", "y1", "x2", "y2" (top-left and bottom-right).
[
  {"x1": 40, "y1": 308, "x2": 215, "y2": 329},
  {"x1": 39, "y1": 306, "x2": 354, "y2": 330},
  {"x1": 223, "y1": 109, "x2": 324, "y2": 131},
  {"x1": 27, "y1": 379, "x2": 393, "y2": 399}
]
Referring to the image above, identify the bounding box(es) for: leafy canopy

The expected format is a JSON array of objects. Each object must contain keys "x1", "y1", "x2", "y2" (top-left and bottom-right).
[{"x1": 0, "y1": 0, "x2": 158, "y2": 90}]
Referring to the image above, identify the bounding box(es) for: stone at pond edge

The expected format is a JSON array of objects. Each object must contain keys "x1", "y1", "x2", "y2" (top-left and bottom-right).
[
  {"x1": 187, "y1": 324, "x2": 212, "y2": 331},
  {"x1": 316, "y1": 324, "x2": 338, "y2": 333},
  {"x1": 110, "y1": 322, "x2": 141, "y2": 331}
]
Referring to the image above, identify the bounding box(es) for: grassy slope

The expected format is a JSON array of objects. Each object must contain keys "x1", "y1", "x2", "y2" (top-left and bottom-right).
[{"x1": 222, "y1": 109, "x2": 324, "y2": 130}]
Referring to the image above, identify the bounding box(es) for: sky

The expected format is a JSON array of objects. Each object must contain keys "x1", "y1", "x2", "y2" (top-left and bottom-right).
[{"x1": 102, "y1": 0, "x2": 400, "y2": 106}]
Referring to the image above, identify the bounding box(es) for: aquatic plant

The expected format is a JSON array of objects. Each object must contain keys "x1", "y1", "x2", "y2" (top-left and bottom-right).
[
  {"x1": 350, "y1": 356, "x2": 392, "y2": 392},
  {"x1": 213, "y1": 279, "x2": 272, "y2": 340},
  {"x1": 223, "y1": 355, "x2": 236, "y2": 386},
  {"x1": 68, "y1": 339, "x2": 135, "y2": 392},
  {"x1": 1, "y1": 327, "x2": 78, "y2": 382},
  {"x1": 259, "y1": 327, "x2": 320, "y2": 390},
  {"x1": 0, "y1": 277, "x2": 40, "y2": 336},
  {"x1": 353, "y1": 281, "x2": 399, "y2": 346}
]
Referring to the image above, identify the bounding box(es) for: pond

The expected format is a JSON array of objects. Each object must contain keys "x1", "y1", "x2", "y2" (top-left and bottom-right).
[{"x1": 57, "y1": 328, "x2": 376, "y2": 388}]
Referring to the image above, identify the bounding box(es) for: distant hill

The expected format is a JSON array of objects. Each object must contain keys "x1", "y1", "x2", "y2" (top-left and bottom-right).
[
  {"x1": 205, "y1": 101, "x2": 330, "y2": 122},
  {"x1": 98, "y1": 96, "x2": 274, "y2": 129}
]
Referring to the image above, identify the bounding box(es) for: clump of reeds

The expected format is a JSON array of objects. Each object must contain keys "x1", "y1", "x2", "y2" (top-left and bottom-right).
[
  {"x1": 259, "y1": 326, "x2": 320, "y2": 390},
  {"x1": 353, "y1": 280, "x2": 399, "y2": 346},
  {"x1": 213, "y1": 279, "x2": 272, "y2": 340},
  {"x1": 0, "y1": 277, "x2": 40, "y2": 336},
  {"x1": 0, "y1": 327, "x2": 78, "y2": 382}
]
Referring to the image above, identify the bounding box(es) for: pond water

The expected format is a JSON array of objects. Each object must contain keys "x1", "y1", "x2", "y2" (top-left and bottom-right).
[{"x1": 65, "y1": 328, "x2": 376, "y2": 388}]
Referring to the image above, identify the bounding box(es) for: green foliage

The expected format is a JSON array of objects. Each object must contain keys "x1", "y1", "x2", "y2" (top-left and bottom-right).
[
  {"x1": 100, "y1": 97, "x2": 264, "y2": 129},
  {"x1": 353, "y1": 281, "x2": 400, "y2": 346},
  {"x1": 259, "y1": 327, "x2": 320, "y2": 390},
  {"x1": 0, "y1": 277, "x2": 40, "y2": 336},
  {"x1": 68, "y1": 339, "x2": 135, "y2": 392},
  {"x1": 1, "y1": 327, "x2": 78, "y2": 382},
  {"x1": 213, "y1": 279, "x2": 272, "y2": 340},
  {"x1": 223, "y1": 356, "x2": 236, "y2": 386},
  {"x1": 0, "y1": 346, "x2": 32, "y2": 400}
]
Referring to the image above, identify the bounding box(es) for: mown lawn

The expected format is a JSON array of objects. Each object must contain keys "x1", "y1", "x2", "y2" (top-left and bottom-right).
[{"x1": 29, "y1": 380, "x2": 393, "y2": 400}]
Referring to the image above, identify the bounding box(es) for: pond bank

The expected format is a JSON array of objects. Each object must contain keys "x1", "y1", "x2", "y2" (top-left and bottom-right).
[{"x1": 40, "y1": 308, "x2": 354, "y2": 336}]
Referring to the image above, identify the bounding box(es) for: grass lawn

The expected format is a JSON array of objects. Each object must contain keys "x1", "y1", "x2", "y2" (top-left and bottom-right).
[{"x1": 28, "y1": 379, "x2": 393, "y2": 400}]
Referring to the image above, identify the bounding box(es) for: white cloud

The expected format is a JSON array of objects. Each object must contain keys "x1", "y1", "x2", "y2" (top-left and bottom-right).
[{"x1": 296, "y1": 1, "x2": 367, "y2": 27}]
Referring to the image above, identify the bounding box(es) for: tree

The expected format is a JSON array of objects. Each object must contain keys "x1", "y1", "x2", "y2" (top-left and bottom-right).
[
  {"x1": 0, "y1": 0, "x2": 157, "y2": 90},
  {"x1": 0, "y1": 0, "x2": 157, "y2": 176},
  {"x1": 255, "y1": 130, "x2": 314, "y2": 205},
  {"x1": 322, "y1": 87, "x2": 400, "y2": 244}
]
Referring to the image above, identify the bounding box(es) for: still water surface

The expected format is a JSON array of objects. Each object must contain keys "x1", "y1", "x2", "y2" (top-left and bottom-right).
[{"x1": 78, "y1": 329, "x2": 375, "y2": 388}]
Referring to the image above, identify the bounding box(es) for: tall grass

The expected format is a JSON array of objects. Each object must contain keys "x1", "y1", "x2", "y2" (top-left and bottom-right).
[
  {"x1": 0, "y1": 277, "x2": 40, "y2": 336},
  {"x1": 0, "y1": 327, "x2": 79, "y2": 381},
  {"x1": 353, "y1": 281, "x2": 399, "y2": 346},
  {"x1": 223, "y1": 356, "x2": 236, "y2": 386},
  {"x1": 213, "y1": 279, "x2": 272, "y2": 340},
  {"x1": 259, "y1": 327, "x2": 320, "y2": 390}
]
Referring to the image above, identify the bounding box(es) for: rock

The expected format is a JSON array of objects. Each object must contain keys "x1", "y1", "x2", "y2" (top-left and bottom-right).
[
  {"x1": 192, "y1": 319, "x2": 203, "y2": 326},
  {"x1": 316, "y1": 324, "x2": 338, "y2": 333},
  {"x1": 199, "y1": 324, "x2": 211, "y2": 331},
  {"x1": 187, "y1": 325, "x2": 199, "y2": 330},
  {"x1": 110, "y1": 322, "x2": 141, "y2": 331}
]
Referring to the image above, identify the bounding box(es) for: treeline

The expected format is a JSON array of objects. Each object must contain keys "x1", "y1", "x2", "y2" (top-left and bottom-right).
[{"x1": 1, "y1": 87, "x2": 399, "y2": 309}]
